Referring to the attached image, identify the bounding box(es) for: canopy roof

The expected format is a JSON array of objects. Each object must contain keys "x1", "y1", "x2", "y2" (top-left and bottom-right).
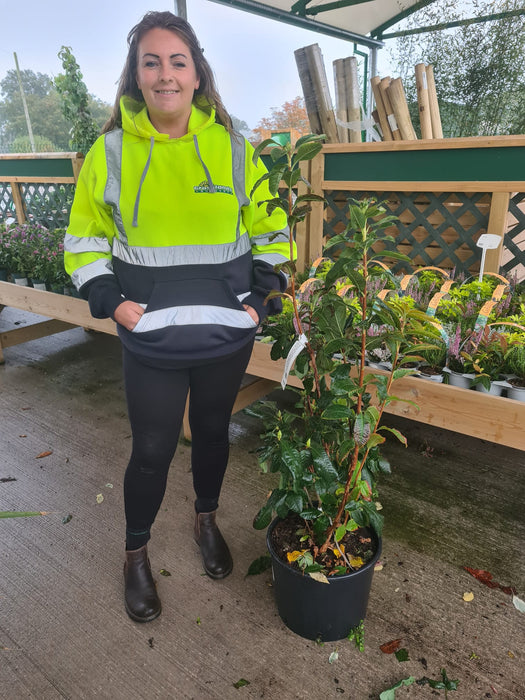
[{"x1": 208, "y1": 0, "x2": 435, "y2": 48}]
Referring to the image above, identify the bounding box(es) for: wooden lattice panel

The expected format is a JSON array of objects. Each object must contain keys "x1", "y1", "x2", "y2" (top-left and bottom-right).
[
  {"x1": 21, "y1": 183, "x2": 75, "y2": 228},
  {"x1": 0, "y1": 183, "x2": 15, "y2": 222},
  {"x1": 324, "y1": 191, "x2": 491, "y2": 276},
  {"x1": 502, "y1": 193, "x2": 525, "y2": 281}
]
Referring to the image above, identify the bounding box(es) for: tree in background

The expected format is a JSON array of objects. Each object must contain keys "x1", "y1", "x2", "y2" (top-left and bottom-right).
[
  {"x1": 54, "y1": 46, "x2": 100, "y2": 155},
  {"x1": 389, "y1": 0, "x2": 525, "y2": 137},
  {"x1": 0, "y1": 67, "x2": 110, "y2": 153},
  {"x1": 0, "y1": 70, "x2": 70, "y2": 151},
  {"x1": 252, "y1": 96, "x2": 309, "y2": 143},
  {"x1": 10, "y1": 134, "x2": 57, "y2": 153}
]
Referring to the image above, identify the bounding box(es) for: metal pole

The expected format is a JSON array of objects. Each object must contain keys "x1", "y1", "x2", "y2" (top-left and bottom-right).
[
  {"x1": 13, "y1": 52, "x2": 36, "y2": 153},
  {"x1": 174, "y1": 0, "x2": 187, "y2": 19}
]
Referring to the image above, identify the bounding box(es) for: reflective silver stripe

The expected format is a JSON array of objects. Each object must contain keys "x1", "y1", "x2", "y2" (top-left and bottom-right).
[
  {"x1": 64, "y1": 232, "x2": 111, "y2": 255},
  {"x1": 104, "y1": 130, "x2": 127, "y2": 243},
  {"x1": 253, "y1": 252, "x2": 290, "y2": 266},
  {"x1": 132, "y1": 304, "x2": 256, "y2": 333},
  {"x1": 231, "y1": 132, "x2": 249, "y2": 240},
  {"x1": 251, "y1": 229, "x2": 289, "y2": 246},
  {"x1": 71, "y1": 258, "x2": 114, "y2": 288},
  {"x1": 112, "y1": 232, "x2": 251, "y2": 267}
]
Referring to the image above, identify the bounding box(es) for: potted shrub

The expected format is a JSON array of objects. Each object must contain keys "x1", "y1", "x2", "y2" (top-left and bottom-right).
[
  {"x1": 248, "y1": 136, "x2": 439, "y2": 642},
  {"x1": 503, "y1": 334, "x2": 525, "y2": 401}
]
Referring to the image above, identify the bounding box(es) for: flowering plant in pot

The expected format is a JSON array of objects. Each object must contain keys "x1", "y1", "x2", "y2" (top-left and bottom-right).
[
  {"x1": 502, "y1": 334, "x2": 525, "y2": 398},
  {"x1": 248, "y1": 135, "x2": 439, "y2": 642}
]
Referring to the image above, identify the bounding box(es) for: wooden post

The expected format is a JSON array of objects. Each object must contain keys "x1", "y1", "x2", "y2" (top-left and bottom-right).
[
  {"x1": 484, "y1": 192, "x2": 511, "y2": 273},
  {"x1": 334, "y1": 57, "x2": 361, "y2": 143},
  {"x1": 415, "y1": 63, "x2": 433, "y2": 139},
  {"x1": 370, "y1": 76, "x2": 393, "y2": 141},
  {"x1": 387, "y1": 78, "x2": 417, "y2": 140},
  {"x1": 306, "y1": 152, "x2": 325, "y2": 266},
  {"x1": 426, "y1": 65, "x2": 443, "y2": 139},
  {"x1": 380, "y1": 77, "x2": 402, "y2": 141},
  {"x1": 295, "y1": 159, "x2": 311, "y2": 271},
  {"x1": 295, "y1": 45, "x2": 338, "y2": 143},
  {"x1": 10, "y1": 181, "x2": 27, "y2": 223},
  {"x1": 334, "y1": 59, "x2": 349, "y2": 143},
  {"x1": 346, "y1": 57, "x2": 362, "y2": 143}
]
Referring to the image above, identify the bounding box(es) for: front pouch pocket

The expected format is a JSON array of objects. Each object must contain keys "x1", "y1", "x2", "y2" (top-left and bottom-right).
[{"x1": 131, "y1": 277, "x2": 256, "y2": 334}]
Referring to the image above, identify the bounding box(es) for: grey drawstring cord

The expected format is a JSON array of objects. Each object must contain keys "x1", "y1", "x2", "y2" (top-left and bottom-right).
[
  {"x1": 132, "y1": 136, "x2": 155, "y2": 227},
  {"x1": 193, "y1": 134, "x2": 216, "y2": 193}
]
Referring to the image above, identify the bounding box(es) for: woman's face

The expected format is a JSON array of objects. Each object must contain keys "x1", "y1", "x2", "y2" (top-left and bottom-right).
[{"x1": 136, "y1": 27, "x2": 200, "y2": 133}]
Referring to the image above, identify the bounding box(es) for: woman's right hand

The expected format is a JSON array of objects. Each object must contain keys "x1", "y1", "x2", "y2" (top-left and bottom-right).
[{"x1": 113, "y1": 300, "x2": 145, "y2": 331}]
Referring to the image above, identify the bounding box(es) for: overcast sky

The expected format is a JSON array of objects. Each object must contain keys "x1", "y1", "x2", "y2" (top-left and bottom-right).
[{"x1": 0, "y1": 0, "x2": 395, "y2": 129}]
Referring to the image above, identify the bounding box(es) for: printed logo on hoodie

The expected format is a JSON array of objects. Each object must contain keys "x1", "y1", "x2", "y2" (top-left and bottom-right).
[{"x1": 193, "y1": 180, "x2": 233, "y2": 195}]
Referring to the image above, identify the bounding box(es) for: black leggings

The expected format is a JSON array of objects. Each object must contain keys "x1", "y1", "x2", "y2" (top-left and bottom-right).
[{"x1": 122, "y1": 340, "x2": 254, "y2": 549}]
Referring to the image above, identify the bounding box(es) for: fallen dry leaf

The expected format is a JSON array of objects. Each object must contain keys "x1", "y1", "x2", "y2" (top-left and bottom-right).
[
  {"x1": 380, "y1": 638, "x2": 402, "y2": 654},
  {"x1": 35, "y1": 450, "x2": 52, "y2": 459},
  {"x1": 463, "y1": 591, "x2": 474, "y2": 602},
  {"x1": 96, "y1": 494, "x2": 104, "y2": 504},
  {"x1": 464, "y1": 566, "x2": 516, "y2": 595},
  {"x1": 286, "y1": 550, "x2": 306, "y2": 563},
  {"x1": 309, "y1": 571, "x2": 330, "y2": 584},
  {"x1": 349, "y1": 556, "x2": 364, "y2": 568}
]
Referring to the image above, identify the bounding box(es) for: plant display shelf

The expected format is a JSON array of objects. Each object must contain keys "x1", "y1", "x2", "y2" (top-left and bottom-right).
[{"x1": 1, "y1": 281, "x2": 524, "y2": 452}]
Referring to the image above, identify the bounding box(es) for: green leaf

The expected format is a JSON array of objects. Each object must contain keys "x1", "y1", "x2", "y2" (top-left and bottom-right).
[
  {"x1": 246, "y1": 554, "x2": 272, "y2": 576},
  {"x1": 292, "y1": 140, "x2": 323, "y2": 165},
  {"x1": 310, "y1": 444, "x2": 339, "y2": 483},
  {"x1": 233, "y1": 678, "x2": 251, "y2": 689},
  {"x1": 395, "y1": 648, "x2": 410, "y2": 662},
  {"x1": 268, "y1": 164, "x2": 288, "y2": 195},
  {"x1": 321, "y1": 404, "x2": 351, "y2": 420},
  {"x1": 335, "y1": 525, "x2": 346, "y2": 542},
  {"x1": 0, "y1": 511, "x2": 49, "y2": 518},
  {"x1": 377, "y1": 426, "x2": 408, "y2": 446},
  {"x1": 253, "y1": 503, "x2": 273, "y2": 530},
  {"x1": 379, "y1": 677, "x2": 416, "y2": 700},
  {"x1": 252, "y1": 138, "x2": 280, "y2": 164}
]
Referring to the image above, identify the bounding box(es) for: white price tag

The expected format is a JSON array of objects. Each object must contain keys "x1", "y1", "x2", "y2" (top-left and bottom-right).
[{"x1": 281, "y1": 334, "x2": 308, "y2": 389}]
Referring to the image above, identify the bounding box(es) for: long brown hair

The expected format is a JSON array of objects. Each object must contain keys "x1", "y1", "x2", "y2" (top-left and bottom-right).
[{"x1": 103, "y1": 11, "x2": 233, "y2": 133}]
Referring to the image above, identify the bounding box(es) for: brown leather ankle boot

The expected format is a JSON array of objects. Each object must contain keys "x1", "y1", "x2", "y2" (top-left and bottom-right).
[
  {"x1": 194, "y1": 511, "x2": 233, "y2": 579},
  {"x1": 124, "y1": 545, "x2": 161, "y2": 622}
]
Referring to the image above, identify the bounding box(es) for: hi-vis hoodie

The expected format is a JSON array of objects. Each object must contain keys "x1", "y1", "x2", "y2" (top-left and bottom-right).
[{"x1": 64, "y1": 96, "x2": 293, "y2": 365}]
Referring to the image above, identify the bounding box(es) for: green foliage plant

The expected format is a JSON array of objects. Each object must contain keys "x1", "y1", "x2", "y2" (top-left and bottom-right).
[
  {"x1": 248, "y1": 135, "x2": 440, "y2": 577},
  {"x1": 55, "y1": 47, "x2": 100, "y2": 155},
  {"x1": 503, "y1": 334, "x2": 525, "y2": 385}
]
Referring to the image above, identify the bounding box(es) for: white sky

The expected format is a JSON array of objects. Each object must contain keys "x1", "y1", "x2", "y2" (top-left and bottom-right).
[{"x1": 0, "y1": 0, "x2": 394, "y2": 129}]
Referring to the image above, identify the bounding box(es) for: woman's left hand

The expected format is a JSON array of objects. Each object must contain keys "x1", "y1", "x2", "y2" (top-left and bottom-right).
[{"x1": 243, "y1": 304, "x2": 259, "y2": 325}]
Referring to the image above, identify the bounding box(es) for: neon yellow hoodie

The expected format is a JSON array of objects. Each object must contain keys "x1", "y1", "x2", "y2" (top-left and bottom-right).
[{"x1": 65, "y1": 97, "x2": 293, "y2": 364}]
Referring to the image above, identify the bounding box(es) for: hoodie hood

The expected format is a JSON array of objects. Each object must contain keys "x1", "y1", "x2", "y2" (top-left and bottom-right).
[{"x1": 120, "y1": 95, "x2": 216, "y2": 142}]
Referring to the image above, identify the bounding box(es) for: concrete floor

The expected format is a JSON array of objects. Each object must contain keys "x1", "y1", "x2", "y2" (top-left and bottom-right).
[{"x1": 1, "y1": 307, "x2": 524, "y2": 699}]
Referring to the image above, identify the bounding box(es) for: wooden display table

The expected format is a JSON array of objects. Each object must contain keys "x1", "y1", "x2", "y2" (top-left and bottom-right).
[{"x1": 1, "y1": 281, "x2": 524, "y2": 451}]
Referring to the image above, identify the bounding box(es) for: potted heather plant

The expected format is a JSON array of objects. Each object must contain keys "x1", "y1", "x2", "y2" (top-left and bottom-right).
[
  {"x1": 503, "y1": 333, "x2": 525, "y2": 401},
  {"x1": 247, "y1": 135, "x2": 440, "y2": 642}
]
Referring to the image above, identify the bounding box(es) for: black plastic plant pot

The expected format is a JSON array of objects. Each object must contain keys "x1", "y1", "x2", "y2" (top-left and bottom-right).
[{"x1": 267, "y1": 517, "x2": 382, "y2": 642}]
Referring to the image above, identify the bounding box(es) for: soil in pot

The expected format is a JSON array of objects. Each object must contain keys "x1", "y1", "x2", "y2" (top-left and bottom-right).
[{"x1": 267, "y1": 514, "x2": 381, "y2": 641}]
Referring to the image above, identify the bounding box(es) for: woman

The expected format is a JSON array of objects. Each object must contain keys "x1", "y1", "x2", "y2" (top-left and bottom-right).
[{"x1": 64, "y1": 11, "x2": 292, "y2": 623}]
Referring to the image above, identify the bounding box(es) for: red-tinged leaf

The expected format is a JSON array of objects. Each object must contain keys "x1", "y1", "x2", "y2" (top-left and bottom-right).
[
  {"x1": 380, "y1": 638, "x2": 402, "y2": 654},
  {"x1": 35, "y1": 450, "x2": 53, "y2": 459},
  {"x1": 464, "y1": 567, "x2": 499, "y2": 589},
  {"x1": 464, "y1": 566, "x2": 516, "y2": 595}
]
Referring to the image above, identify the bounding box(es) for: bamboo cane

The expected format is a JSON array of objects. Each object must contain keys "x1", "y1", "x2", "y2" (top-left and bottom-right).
[
  {"x1": 426, "y1": 64, "x2": 444, "y2": 138},
  {"x1": 380, "y1": 77, "x2": 402, "y2": 141},
  {"x1": 387, "y1": 77, "x2": 417, "y2": 140},
  {"x1": 370, "y1": 76, "x2": 393, "y2": 141},
  {"x1": 415, "y1": 63, "x2": 433, "y2": 139}
]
